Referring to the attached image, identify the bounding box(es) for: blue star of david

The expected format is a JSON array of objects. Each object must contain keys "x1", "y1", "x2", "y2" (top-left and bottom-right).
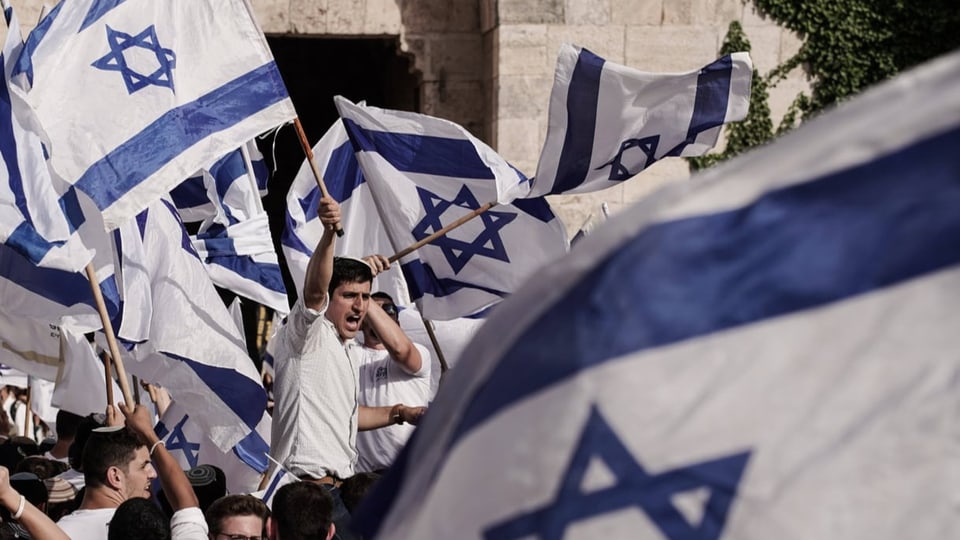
[
  {"x1": 484, "y1": 406, "x2": 751, "y2": 540},
  {"x1": 92, "y1": 24, "x2": 176, "y2": 94},
  {"x1": 596, "y1": 135, "x2": 661, "y2": 181},
  {"x1": 163, "y1": 414, "x2": 200, "y2": 468},
  {"x1": 411, "y1": 185, "x2": 516, "y2": 274}
]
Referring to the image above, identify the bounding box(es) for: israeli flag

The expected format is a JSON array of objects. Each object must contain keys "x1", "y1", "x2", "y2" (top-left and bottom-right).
[
  {"x1": 335, "y1": 97, "x2": 568, "y2": 320},
  {"x1": 530, "y1": 44, "x2": 752, "y2": 197},
  {"x1": 0, "y1": 185, "x2": 120, "y2": 335},
  {"x1": 119, "y1": 199, "x2": 269, "y2": 452},
  {"x1": 191, "y1": 143, "x2": 289, "y2": 316},
  {"x1": 250, "y1": 465, "x2": 298, "y2": 509},
  {"x1": 355, "y1": 50, "x2": 960, "y2": 539},
  {"x1": 172, "y1": 141, "x2": 268, "y2": 223},
  {"x1": 156, "y1": 400, "x2": 271, "y2": 494},
  {"x1": 283, "y1": 118, "x2": 411, "y2": 306},
  {"x1": 1, "y1": 2, "x2": 92, "y2": 271},
  {"x1": 10, "y1": 0, "x2": 296, "y2": 229},
  {"x1": 52, "y1": 327, "x2": 123, "y2": 415}
]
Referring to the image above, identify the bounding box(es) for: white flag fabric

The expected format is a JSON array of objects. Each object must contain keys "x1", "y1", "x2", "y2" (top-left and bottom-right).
[
  {"x1": 249, "y1": 465, "x2": 297, "y2": 509},
  {"x1": 0, "y1": 310, "x2": 60, "y2": 381},
  {"x1": 156, "y1": 400, "x2": 270, "y2": 494},
  {"x1": 171, "y1": 140, "x2": 268, "y2": 223},
  {"x1": 1, "y1": 2, "x2": 91, "y2": 271},
  {"x1": 52, "y1": 328, "x2": 122, "y2": 416},
  {"x1": 10, "y1": 0, "x2": 295, "y2": 229},
  {"x1": 335, "y1": 98, "x2": 568, "y2": 320},
  {"x1": 355, "y1": 50, "x2": 960, "y2": 539},
  {"x1": 283, "y1": 118, "x2": 410, "y2": 305},
  {"x1": 191, "y1": 143, "x2": 289, "y2": 315},
  {"x1": 119, "y1": 199, "x2": 269, "y2": 452},
  {"x1": 530, "y1": 44, "x2": 752, "y2": 197}
]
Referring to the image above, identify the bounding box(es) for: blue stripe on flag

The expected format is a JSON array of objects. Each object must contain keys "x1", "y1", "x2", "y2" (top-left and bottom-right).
[
  {"x1": 75, "y1": 63, "x2": 289, "y2": 211},
  {"x1": 511, "y1": 197, "x2": 557, "y2": 224},
  {"x1": 262, "y1": 469, "x2": 288, "y2": 502},
  {"x1": 341, "y1": 118, "x2": 496, "y2": 180},
  {"x1": 160, "y1": 351, "x2": 267, "y2": 431},
  {"x1": 79, "y1": 0, "x2": 128, "y2": 32},
  {"x1": 401, "y1": 259, "x2": 509, "y2": 301},
  {"x1": 209, "y1": 150, "x2": 248, "y2": 225},
  {"x1": 0, "y1": 241, "x2": 116, "y2": 311},
  {"x1": 207, "y1": 255, "x2": 287, "y2": 295},
  {"x1": 10, "y1": 1, "x2": 63, "y2": 86},
  {"x1": 551, "y1": 48, "x2": 605, "y2": 195},
  {"x1": 232, "y1": 427, "x2": 270, "y2": 474},
  {"x1": 662, "y1": 55, "x2": 735, "y2": 158},
  {"x1": 170, "y1": 175, "x2": 208, "y2": 212},
  {"x1": 454, "y1": 124, "x2": 960, "y2": 444},
  {"x1": 281, "y1": 213, "x2": 313, "y2": 257},
  {"x1": 326, "y1": 141, "x2": 366, "y2": 202},
  {"x1": 59, "y1": 188, "x2": 85, "y2": 233}
]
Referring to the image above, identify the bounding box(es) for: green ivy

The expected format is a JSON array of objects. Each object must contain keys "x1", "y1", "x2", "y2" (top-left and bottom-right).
[{"x1": 689, "y1": 1, "x2": 960, "y2": 170}]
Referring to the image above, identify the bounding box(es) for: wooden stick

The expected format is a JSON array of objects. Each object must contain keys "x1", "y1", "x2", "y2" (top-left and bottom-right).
[
  {"x1": 102, "y1": 351, "x2": 114, "y2": 407},
  {"x1": 132, "y1": 376, "x2": 141, "y2": 406},
  {"x1": 85, "y1": 263, "x2": 135, "y2": 410},
  {"x1": 22, "y1": 384, "x2": 31, "y2": 438},
  {"x1": 388, "y1": 201, "x2": 498, "y2": 263},
  {"x1": 293, "y1": 118, "x2": 343, "y2": 237},
  {"x1": 420, "y1": 315, "x2": 449, "y2": 375}
]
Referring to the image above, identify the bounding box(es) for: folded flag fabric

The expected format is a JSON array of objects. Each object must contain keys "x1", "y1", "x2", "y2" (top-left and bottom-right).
[
  {"x1": 335, "y1": 97, "x2": 568, "y2": 320},
  {"x1": 283, "y1": 118, "x2": 411, "y2": 305},
  {"x1": 355, "y1": 49, "x2": 960, "y2": 540},
  {"x1": 10, "y1": 0, "x2": 295, "y2": 228},
  {"x1": 530, "y1": 43, "x2": 752, "y2": 197},
  {"x1": 1, "y1": 1, "x2": 91, "y2": 271}
]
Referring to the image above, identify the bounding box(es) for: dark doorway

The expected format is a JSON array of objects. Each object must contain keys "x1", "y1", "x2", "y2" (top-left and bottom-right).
[{"x1": 258, "y1": 36, "x2": 420, "y2": 304}]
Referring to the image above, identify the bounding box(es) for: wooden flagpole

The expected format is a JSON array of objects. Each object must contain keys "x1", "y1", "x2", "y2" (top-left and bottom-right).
[
  {"x1": 85, "y1": 263, "x2": 135, "y2": 410},
  {"x1": 293, "y1": 118, "x2": 344, "y2": 237},
  {"x1": 420, "y1": 315, "x2": 449, "y2": 375},
  {"x1": 101, "y1": 351, "x2": 114, "y2": 406},
  {"x1": 387, "y1": 202, "x2": 498, "y2": 264}
]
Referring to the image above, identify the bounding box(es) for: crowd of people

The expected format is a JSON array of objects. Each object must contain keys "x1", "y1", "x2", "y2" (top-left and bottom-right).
[{"x1": 0, "y1": 196, "x2": 436, "y2": 538}]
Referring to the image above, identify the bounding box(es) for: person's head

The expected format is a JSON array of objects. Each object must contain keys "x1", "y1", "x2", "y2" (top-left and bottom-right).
[
  {"x1": 108, "y1": 497, "x2": 170, "y2": 540},
  {"x1": 55, "y1": 410, "x2": 84, "y2": 441},
  {"x1": 82, "y1": 426, "x2": 156, "y2": 501},
  {"x1": 15, "y1": 455, "x2": 67, "y2": 479},
  {"x1": 206, "y1": 494, "x2": 269, "y2": 540},
  {"x1": 268, "y1": 482, "x2": 335, "y2": 540},
  {"x1": 361, "y1": 292, "x2": 398, "y2": 348},
  {"x1": 326, "y1": 257, "x2": 374, "y2": 341},
  {"x1": 340, "y1": 472, "x2": 381, "y2": 514},
  {"x1": 158, "y1": 464, "x2": 227, "y2": 517},
  {"x1": 68, "y1": 414, "x2": 105, "y2": 471}
]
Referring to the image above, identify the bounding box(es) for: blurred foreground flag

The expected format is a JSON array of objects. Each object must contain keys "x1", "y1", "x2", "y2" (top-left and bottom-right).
[
  {"x1": 529, "y1": 44, "x2": 751, "y2": 197},
  {"x1": 10, "y1": 0, "x2": 295, "y2": 228},
  {"x1": 335, "y1": 97, "x2": 568, "y2": 320},
  {"x1": 356, "y1": 50, "x2": 960, "y2": 539}
]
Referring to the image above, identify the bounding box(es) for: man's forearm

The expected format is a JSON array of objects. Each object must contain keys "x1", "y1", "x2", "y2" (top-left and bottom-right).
[{"x1": 303, "y1": 228, "x2": 335, "y2": 309}]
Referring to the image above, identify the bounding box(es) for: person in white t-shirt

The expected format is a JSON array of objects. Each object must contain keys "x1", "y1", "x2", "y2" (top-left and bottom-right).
[
  {"x1": 356, "y1": 292, "x2": 434, "y2": 473},
  {"x1": 56, "y1": 410, "x2": 157, "y2": 540}
]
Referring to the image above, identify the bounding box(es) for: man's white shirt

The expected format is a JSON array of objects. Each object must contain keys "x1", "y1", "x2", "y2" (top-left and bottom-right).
[{"x1": 356, "y1": 343, "x2": 433, "y2": 472}]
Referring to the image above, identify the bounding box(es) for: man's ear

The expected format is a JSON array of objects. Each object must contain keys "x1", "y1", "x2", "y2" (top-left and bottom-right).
[
  {"x1": 106, "y1": 465, "x2": 124, "y2": 490},
  {"x1": 326, "y1": 522, "x2": 336, "y2": 540},
  {"x1": 266, "y1": 516, "x2": 277, "y2": 540}
]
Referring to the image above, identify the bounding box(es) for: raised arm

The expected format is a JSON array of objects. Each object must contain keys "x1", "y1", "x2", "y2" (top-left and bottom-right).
[
  {"x1": 119, "y1": 403, "x2": 198, "y2": 511},
  {"x1": 0, "y1": 466, "x2": 69, "y2": 540},
  {"x1": 303, "y1": 197, "x2": 342, "y2": 310}
]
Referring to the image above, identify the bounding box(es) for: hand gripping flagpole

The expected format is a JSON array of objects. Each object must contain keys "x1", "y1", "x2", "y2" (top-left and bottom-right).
[
  {"x1": 293, "y1": 118, "x2": 344, "y2": 237},
  {"x1": 85, "y1": 263, "x2": 135, "y2": 410}
]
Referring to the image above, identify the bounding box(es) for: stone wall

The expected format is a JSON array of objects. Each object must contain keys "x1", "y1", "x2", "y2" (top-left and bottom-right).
[{"x1": 1, "y1": 0, "x2": 808, "y2": 235}]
